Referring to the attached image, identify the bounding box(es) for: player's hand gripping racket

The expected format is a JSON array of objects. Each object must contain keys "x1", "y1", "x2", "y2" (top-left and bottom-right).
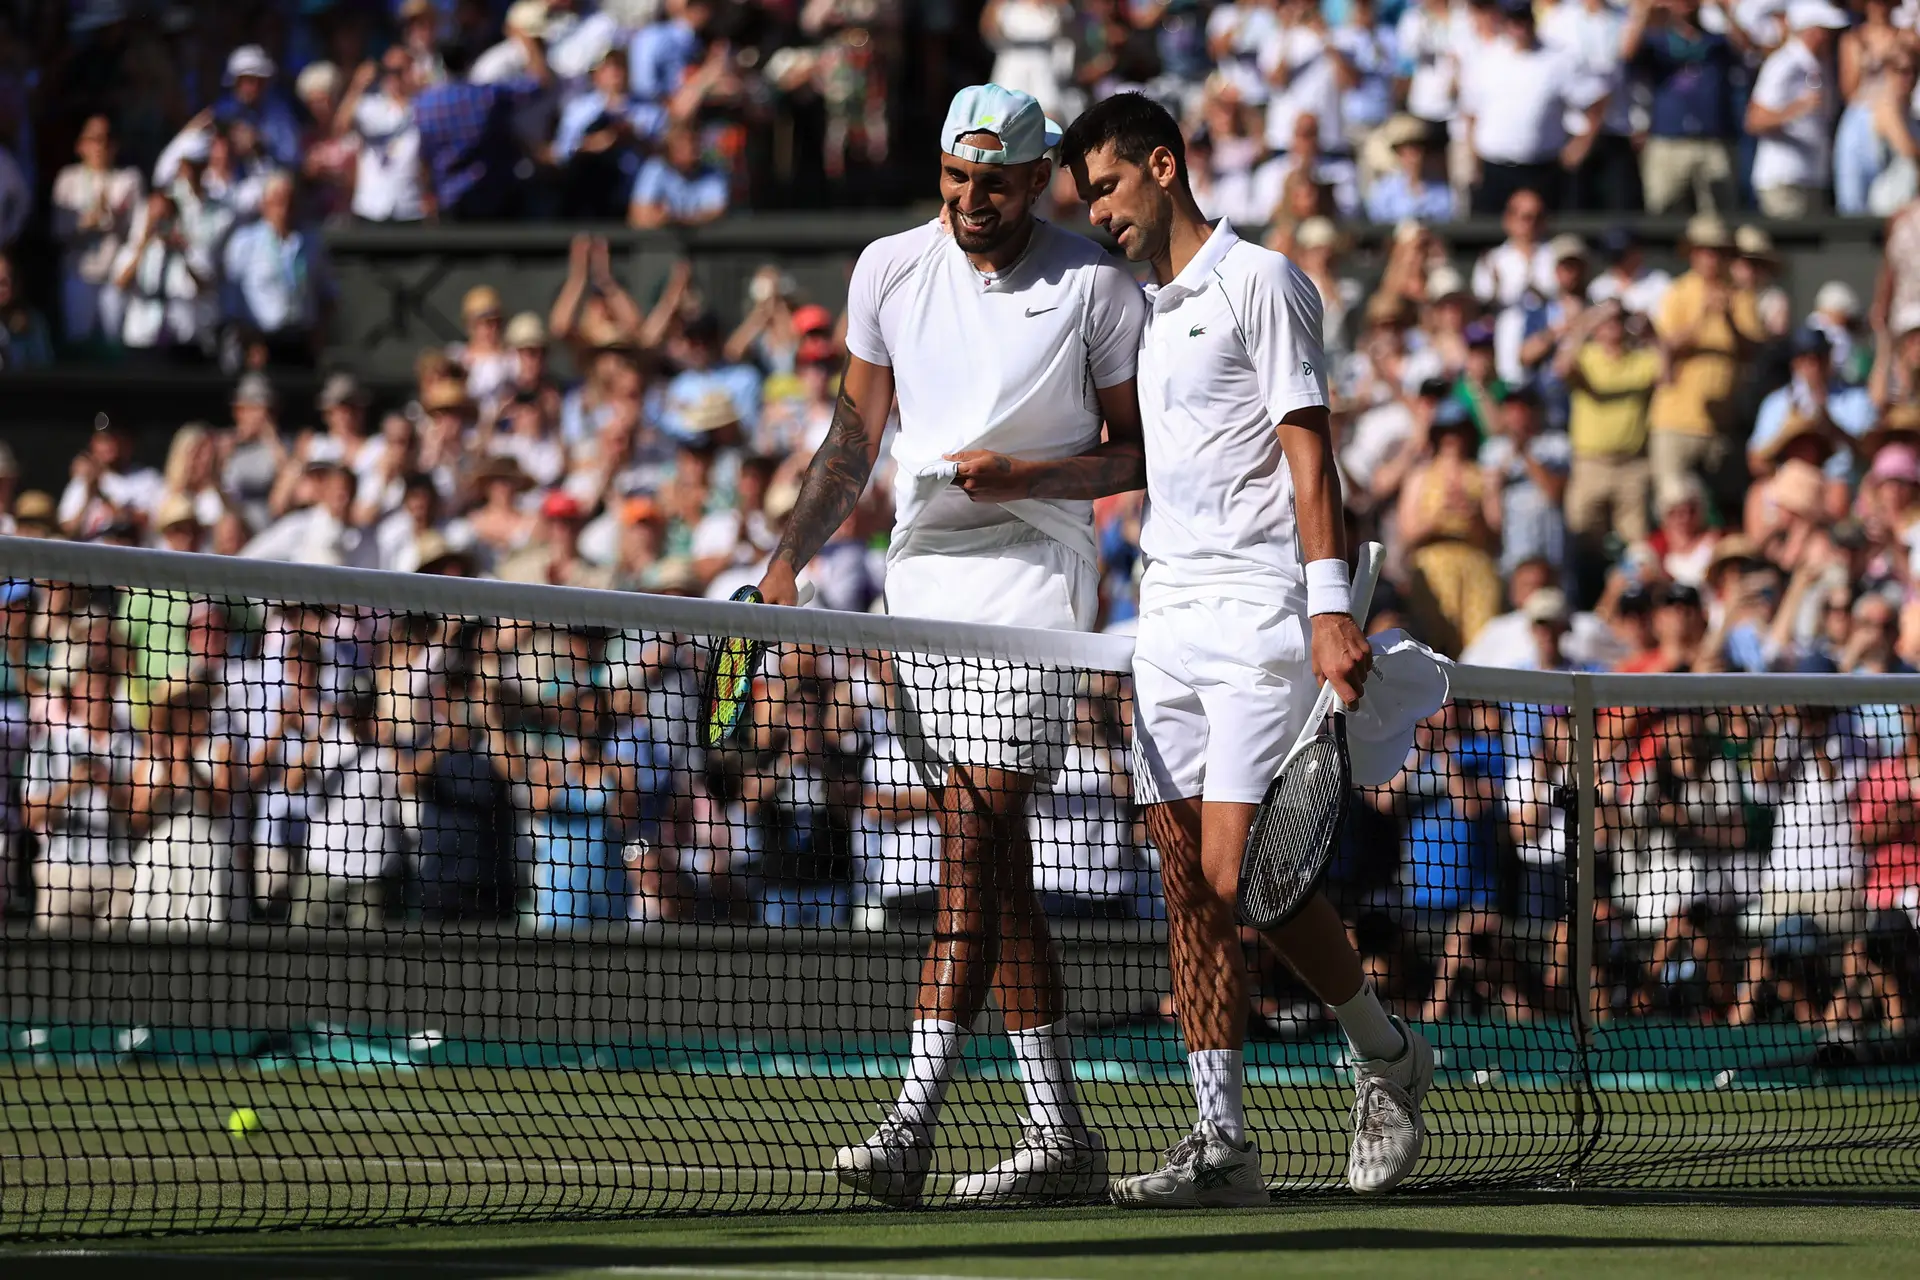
[
  {"x1": 702, "y1": 581, "x2": 813, "y2": 749},
  {"x1": 1235, "y1": 541, "x2": 1384, "y2": 930}
]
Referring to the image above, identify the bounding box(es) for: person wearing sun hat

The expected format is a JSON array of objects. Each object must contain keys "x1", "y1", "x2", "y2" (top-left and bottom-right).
[
  {"x1": 1749, "y1": 327, "x2": 1876, "y2": 487},
  {"x1": 1648, "y1": 213, "x2": 1764, "y2": 498},
  {"x1": 760, "y1": 81, "x2": 1147, "y2": 1208}
]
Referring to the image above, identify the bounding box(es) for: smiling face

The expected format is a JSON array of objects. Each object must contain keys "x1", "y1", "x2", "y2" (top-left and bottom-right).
[
  {"x1": 1071, "y1": 140, "x2": 1175, "y2": 265},
  {"x1": 940, "y1": 133, "x2": 1049, "y2": 257}
]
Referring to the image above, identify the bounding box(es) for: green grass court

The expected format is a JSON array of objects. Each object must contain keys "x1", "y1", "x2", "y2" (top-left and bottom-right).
[
  {"x1": 5, "y1": 1020, "x2": 1918, "y2": 1276},
  {"x1": 6, "y1": 1197, "x2": 1920, "y2": 1280}
]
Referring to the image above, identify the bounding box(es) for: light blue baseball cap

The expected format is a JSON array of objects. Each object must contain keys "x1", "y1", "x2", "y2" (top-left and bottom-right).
[{"x1": 941, "y1": 84, "x2": 1063, "y2": 166}]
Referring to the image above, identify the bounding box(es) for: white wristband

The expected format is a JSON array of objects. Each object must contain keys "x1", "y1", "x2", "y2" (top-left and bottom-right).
[{"x1": 1306, "y1": 558, "x2": 1352, "y2": 618}]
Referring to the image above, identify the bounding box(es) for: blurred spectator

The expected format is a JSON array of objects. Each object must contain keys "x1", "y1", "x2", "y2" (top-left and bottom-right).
[
  {"x1": 1399, "y1": 406, "x2": 1503, "y2": 656},
  {"x1": 662, "y1": 317, "x2": 762, "y2": 436},
  {"x1": 113, "y1": 190, "x2": 214, "y2": 355},
  {"x1": 297, "y1": 62, "x2": 358, "y2": 223},
  {"x1": 1458, "y1": 2, "x2": 1601, "y2": 216},
  {"x1": 1365, "y1": 115, "x2": 1455, "y2": 224},
  {"x1": 1648, "y1": 216, "x2": 1762, "y2": 500},
  {"x1": 222, "y1": 373, "x2": 286, "y2": 532},
  {"x1": 22, "y1": 666, "x2": 133, "y2": 936},
  {"x1": 339, "y1": 48, "x2": 429, "y2": 224},
  {"x1": 127, "y1": 684, "x2": 232, "y2": 932},
  {"x1": 629, "y1": 123, "x2": 730, "y2": 228},
  {"x1": 406, "y1": 670, "x2": 517, "y2": 921},
  {"x1": 215, "y1": 45, "x2": 302, "y2": 171},
  {"x1": 242, "y1": 461, "x2": 375, "y2": 568},
  {"x1": 1482, "y1": 384, "x2": 1571, "y2": 578},
  {"x1": 51, "y1": 114, "x2": 142, "y2": 347},
  {"x1": 1623, "y1": 0, "x2": 1739, "y2": 215},
  {"x1": 296, "y1": 677, "x2": 401, "y2": 928},
  {"x1": 1748, "y1": 3, "x2": 1851, "y2": 219},
  {"x1": 60, "y1": 415, "x2": 164, "y2": 540},
  {"x1": 1558, "y1": 299, "x2": 1658, "y2": 574},
  {"x1": 1473, "y1": 188, "x2": 1554, "y2": 310},
  {"x1": 498, "y1": 490, "x2": 615, "y2": 587},
  {"x1": 222, "y1": 173, "x2": 325, "y2": 363},
  {"x1": 1835, "y1": 1, "x2": 1912, "y2": 215},
  {"x1": 526, "y1": 686, "x2": 640, "y2": 929},
  {"x1": 0, "y1": 250, "x2": 52, "y2": 369},
  {"x1": 451, "y1": 284, "x2": 517, "y2": 409},
  {"x1": 0, "y1": 128, "x2": 22, "y2": 249},
  {"x1": 556, "y1": 48, "x2": 669, "y2": 219},
  {"x1": 414, "y1": 31, "x2": 555, "y2": 220}
]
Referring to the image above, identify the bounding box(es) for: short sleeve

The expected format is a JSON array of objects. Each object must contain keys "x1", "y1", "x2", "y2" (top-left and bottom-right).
[
  {"x1": 1750, "y1": 50, "x2": 1796, "y2": 111},
  {"x1": 628, "y1": 160, "x2": 665, "y2": 210},
  {"x1": 1534, "y1": 432, "x2": 1573, "y2": 474},
  {"x1": 1245, "y1": 253, "x2": 1329, "y2": 422},
  {"x1": 842, "y1": 237, "x2": 898, "y2": 368},
  {"x1": 1085, "y1": 261, "x2": 1148, "y2": 389},
  {"x1": 1653, "y1": 280, "x2": 1690, "y2": 341}
]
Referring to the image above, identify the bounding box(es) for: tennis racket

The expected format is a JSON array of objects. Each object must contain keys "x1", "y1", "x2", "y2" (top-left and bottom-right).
[
  {"x1": 1235, "y1": 541, "x2": 1384, "y2": 931},
  {"x1": 702, "y1": 581, "x2": 813, "y2": 749}
]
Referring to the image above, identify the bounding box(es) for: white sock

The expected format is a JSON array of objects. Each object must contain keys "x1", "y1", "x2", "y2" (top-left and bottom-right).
[
  {"x1": 893, "y1": 1019, "x2": 964, "y2": 1134},
  {"x1": 1331, "y1": 986, "x2": 1406, "y2": 1062},
  {"x1": 1188, "y1": 1049, "x2": 1246, "y2": 1146},
  {"x1": 1007, "y1": 1020, "x2": 1083, "y2": 1133}
]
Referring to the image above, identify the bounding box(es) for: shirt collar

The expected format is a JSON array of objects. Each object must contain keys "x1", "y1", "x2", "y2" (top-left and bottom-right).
[{"x1": 1148, "y1": 218, "x2": 1240, "y2": 303}]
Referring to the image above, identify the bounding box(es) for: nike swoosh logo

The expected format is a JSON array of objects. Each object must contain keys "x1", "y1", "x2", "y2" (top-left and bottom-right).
[{"x1": 1025, "y1": 305, "x2": 1059, "y2": 317}]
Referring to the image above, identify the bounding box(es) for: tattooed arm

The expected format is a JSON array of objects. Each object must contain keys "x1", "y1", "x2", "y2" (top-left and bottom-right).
[
  {"x1": 758, "y1": 353, "x2": 895, "y2": 606},
  {"x1": 944, "y1": 377, "x2": 1146, "y2": 502}
]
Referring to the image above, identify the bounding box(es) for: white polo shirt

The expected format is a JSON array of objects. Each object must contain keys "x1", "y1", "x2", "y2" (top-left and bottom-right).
[
  {"x1": 1135, "y1": 219, "x2": 1328, "y2": 615},
  {"x1": 844, "y1": 218, "x2": 1147, "y2": 565},
  {"x1": 1751, "y1": 38, "x2": 1832, "y2": 193}
]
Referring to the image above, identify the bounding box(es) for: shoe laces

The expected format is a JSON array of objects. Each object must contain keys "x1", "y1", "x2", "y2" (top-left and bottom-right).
[
  {"x1": 1156, "y1": 1126, "x2": 1209, "y2": 1174},
  {"x1": 1013, "y1": 1122, "x2": 1082, "y2": 1155},
  {"x1": 871, "y1": 1106, "x2": 924, "y2": 1149},
  {"x1": 1351, "y1": 1075, "x2": 1415, "y2": 1147}
]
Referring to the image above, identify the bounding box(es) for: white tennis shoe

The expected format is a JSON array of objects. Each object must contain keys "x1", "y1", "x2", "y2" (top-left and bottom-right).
[
  {"x1": 1108, "y1": 1120, "x2": 1269, "y2": 1208},
  {"x1": 832, "y1": 1109, "x2": 934, "y2": 1207},
  {"x1": 949, "y1": 1123, "x2": 1108, "y2": 1204},
  {"x1": 1346, "y1": 1016, "x2": 1434, "y2": 1194}
]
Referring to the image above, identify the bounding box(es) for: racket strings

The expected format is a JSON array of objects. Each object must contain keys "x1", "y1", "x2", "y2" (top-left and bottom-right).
[{"x1": 1238, "y1": 731, "x2": 1348, "y2": 929}]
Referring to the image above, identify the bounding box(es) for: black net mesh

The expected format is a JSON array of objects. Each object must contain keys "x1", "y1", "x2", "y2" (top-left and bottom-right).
[{"x1": 0, "y1": 571, "x2": 1916, "y2": 1238}]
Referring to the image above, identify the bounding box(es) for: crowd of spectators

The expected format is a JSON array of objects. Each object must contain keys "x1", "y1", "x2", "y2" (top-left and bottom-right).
[
  {"x1": 5, "y1": 182, "x2": 1920, "y2": 1039},
  {"x1": 6, "y1": 4, "x2": 1920, "y2": 1040}
]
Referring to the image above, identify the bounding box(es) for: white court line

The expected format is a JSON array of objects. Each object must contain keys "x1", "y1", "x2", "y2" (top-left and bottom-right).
[{"x1": 5, "y1": 1252, "x2": 1080, "y2": 1280}]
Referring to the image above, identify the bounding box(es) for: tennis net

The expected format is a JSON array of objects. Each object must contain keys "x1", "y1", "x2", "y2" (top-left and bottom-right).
[{"x1": 0, "y1": 536, "x2": 1916, "y2": 1238}]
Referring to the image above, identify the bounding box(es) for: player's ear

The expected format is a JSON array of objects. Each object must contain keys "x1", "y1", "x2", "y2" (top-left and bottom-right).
[
  {"x1": 1029, "y1": 157, "x2": 1053, "y2": 204},
  {"x1": 1149, "y1": 146, "x2": 1178, "y2": 191}
]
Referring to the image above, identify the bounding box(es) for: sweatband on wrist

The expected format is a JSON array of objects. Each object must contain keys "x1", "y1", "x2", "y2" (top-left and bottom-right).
[{"x1": 1306, "y1": 558, "x2": 1352, "y2": 618}]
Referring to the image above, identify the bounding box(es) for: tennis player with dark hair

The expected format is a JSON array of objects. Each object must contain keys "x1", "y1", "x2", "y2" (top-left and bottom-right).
[
  {"x1": 1060, "y1": 92, "x2": 1435, "y2": 1205},
  {"x1": 758, "y1": 84, "x2": 1149, "y2": 1206}
]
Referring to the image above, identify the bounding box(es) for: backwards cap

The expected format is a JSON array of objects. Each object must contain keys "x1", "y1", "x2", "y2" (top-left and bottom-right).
[{"x1": 942, "y1": 84, "x2": 1063, "y2": 166}]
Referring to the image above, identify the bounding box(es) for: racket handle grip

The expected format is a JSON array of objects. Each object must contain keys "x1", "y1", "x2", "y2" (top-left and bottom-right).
[{"x1": 1351, "y1": 541, "x2": 1384, "y2": 622}]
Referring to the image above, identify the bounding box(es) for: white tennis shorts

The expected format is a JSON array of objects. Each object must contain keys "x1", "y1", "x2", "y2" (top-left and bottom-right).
[
  {"x1": 885, "y1": 535, "x2": 1096, "y2": 787},
  {"x1": 1132, "y1": 597, "x2": 1318, "y2": 806}
]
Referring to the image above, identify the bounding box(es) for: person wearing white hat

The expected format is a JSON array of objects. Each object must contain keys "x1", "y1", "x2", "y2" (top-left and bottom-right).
[
  {"x1": 216, "y1": 45, "x2": 301, "y2": 169},
  {"x1": 1748, "y1": 1, "x2": 1853, "y2": 218},
  {"x1": 1062, "y1": 91, "x2": 1447, "y2": 1206},
  {"x1": 757, "y1": 83, "x2": 1149, "y2": 1207}
]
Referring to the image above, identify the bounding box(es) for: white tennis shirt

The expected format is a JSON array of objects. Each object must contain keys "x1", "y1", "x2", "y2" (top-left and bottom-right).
[
  {"x1": 1136, "y1": 219, "x2": 1329, "y2": 615},
  {"x1": 844, "y1": 218, "x2": 1147, "y2": 565}
]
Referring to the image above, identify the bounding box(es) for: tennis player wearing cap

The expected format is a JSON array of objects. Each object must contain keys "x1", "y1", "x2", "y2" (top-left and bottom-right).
[
  {"x1": 758, "y1": 84, "x2": 1149, "y2": 1206},
  {"x1": 1060, "y1": 93, "x2": 1434, "y2": 1205}
]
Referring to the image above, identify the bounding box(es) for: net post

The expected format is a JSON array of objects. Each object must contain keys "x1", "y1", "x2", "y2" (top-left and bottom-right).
[{"x1": 1568, "y1": 672, "x2": 1599, "y2": 1186}]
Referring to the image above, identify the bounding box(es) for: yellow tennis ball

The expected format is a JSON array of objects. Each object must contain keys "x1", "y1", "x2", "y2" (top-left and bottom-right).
[{"x1": 226, "y1": 1107, "x2": 261, "y2": 1138}]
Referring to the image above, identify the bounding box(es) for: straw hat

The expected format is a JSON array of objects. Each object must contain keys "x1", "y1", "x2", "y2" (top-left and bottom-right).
[
  {"x1": 680, "y1": 389, "x2": 742, "y2": 435},
  {"x1": 421, "y1": 379, "x2": 476, "y2": 414},
  {"x1": 461, "y1": 285, "x2": 503, "y2": 322},
  {"x1": 1753, "y1": 412, "x2": 1836, "y2": 467},
  {"x1": 1683, "y1": 214, "x2": 1733, "y2": 252}
]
